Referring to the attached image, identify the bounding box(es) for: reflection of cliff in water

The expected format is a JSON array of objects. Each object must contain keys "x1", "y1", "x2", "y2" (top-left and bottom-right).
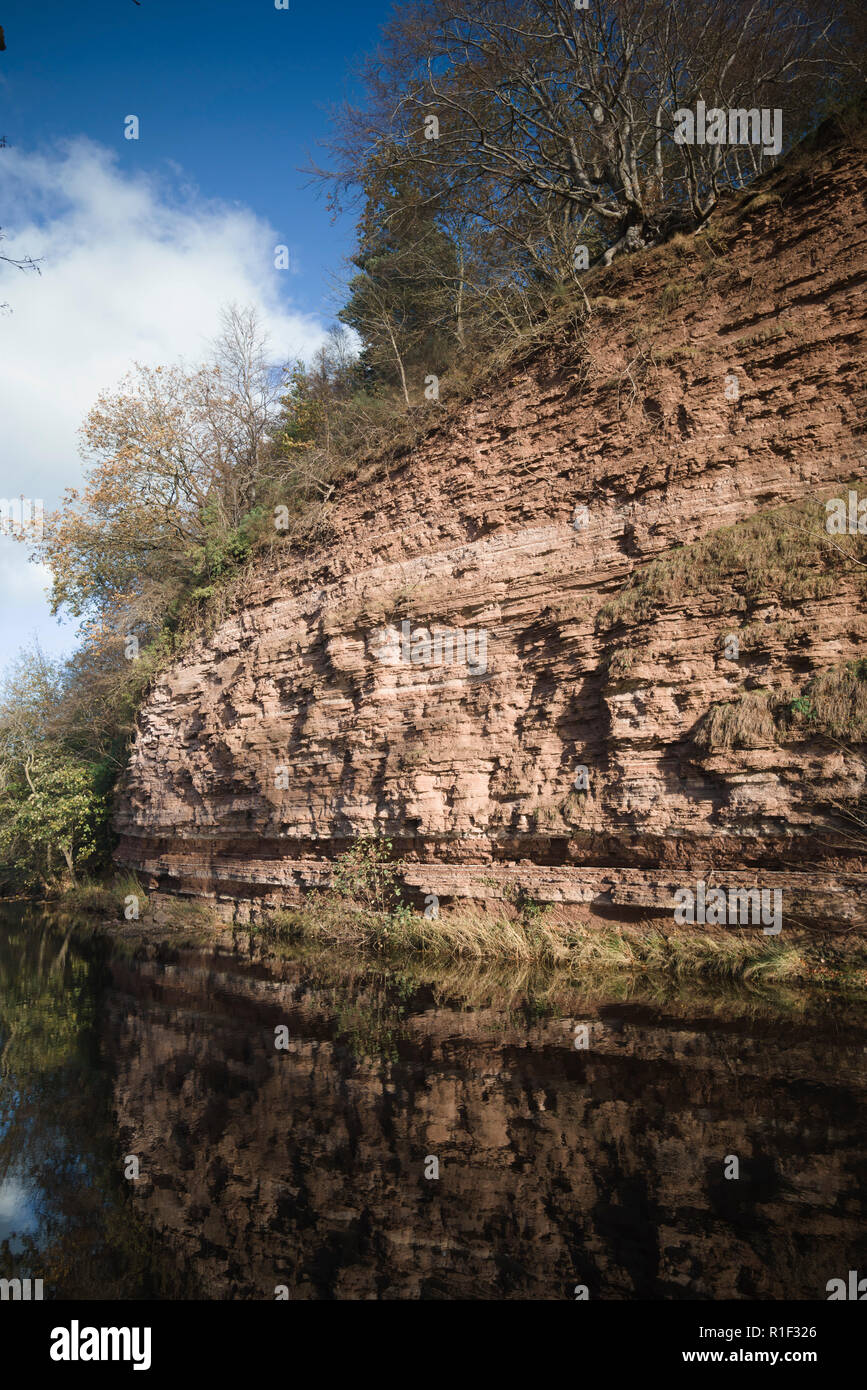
[{"x1": 104, "y1": 943, "x2": 867, "y2": 1300}]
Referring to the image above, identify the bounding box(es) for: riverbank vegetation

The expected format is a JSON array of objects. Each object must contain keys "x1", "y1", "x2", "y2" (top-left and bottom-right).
[
  {"x1": 42, "y1": 839, "x2": 867, "y2": 996},
  {"x1": 261, "y1": 896, "x2": 818, "y2": 983},
  {"x1": 255, "y1": 866, "x2": 867, "y2": 995}
]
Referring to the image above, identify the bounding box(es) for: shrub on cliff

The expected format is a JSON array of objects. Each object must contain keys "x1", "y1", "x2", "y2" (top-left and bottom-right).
[{"x1": 331, "y1": 836, "x2": 412, "y2": 922}]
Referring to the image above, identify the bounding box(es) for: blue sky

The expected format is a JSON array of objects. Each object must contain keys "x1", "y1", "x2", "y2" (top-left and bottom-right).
[
  {"x1": 1, "y1": 0, "x2": 389, "y2": 321},
  {"x1": 0, "y1": 0, "x2": 394, "y2": 671}
]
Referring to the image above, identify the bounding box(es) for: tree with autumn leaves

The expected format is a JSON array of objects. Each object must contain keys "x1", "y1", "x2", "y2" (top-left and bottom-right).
[
  {"x1": 1, "y1": 308, "x2": 290, "y2": 891},
  {"x1": 43, "y1": 305, "x2": 279, "y2": 644}
]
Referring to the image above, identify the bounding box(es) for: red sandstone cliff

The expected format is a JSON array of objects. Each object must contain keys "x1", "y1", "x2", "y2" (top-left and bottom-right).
[{"x1": 115, "y1": 120, "x2": 867, "y2": 928}]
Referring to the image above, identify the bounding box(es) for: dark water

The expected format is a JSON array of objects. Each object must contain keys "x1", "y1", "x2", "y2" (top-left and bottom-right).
[{"x1": 0, "y1": 907, "x2": 865, "y2": 1300}]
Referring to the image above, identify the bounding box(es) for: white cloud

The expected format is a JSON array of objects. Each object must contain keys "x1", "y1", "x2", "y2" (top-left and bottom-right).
[{"x1": 0, "y1": 139, "x2": 329, "y2": 671}]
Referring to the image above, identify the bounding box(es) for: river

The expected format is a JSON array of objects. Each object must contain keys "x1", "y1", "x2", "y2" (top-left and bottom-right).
[{"x1": 0, "y1": 905, "x2": 864, "y2": 1300}]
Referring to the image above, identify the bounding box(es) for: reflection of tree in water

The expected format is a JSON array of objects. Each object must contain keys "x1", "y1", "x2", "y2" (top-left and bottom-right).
[
  {"x1": 0, "y1": 913, "x2": 195, "y2": 1298},
  {"x1": 0, "y1": 921, "x2": 86, "y2": 1079}
]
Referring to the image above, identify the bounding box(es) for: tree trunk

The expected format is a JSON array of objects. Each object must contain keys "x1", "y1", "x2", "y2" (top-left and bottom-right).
[
  {"x1": 385, "y1": 322, "x2": 411, "y2": 407},
  {"x1": 60, "y1": 842, "x2": 77, "y2": 887}
]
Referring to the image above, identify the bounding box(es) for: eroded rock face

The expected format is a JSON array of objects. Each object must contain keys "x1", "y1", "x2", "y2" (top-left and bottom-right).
[
  {"x1": 105, "y1": 947, "x2": 867, "y2": 1300},
  {"x1": 115, "y1": 132, "x2": 867, "y2": 924}
]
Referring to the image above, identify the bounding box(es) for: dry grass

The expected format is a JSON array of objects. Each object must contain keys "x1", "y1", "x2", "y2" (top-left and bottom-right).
[
  {"x1": 56, "y1": 871, "x2": 149, "y2": 917},
  {"x1": 245, "y1": 930, "x2": 867, "y2": 1028},
  {"x1": 737, "y1": 617, "x2": 812, "y2": 652},
  {"x1": 607, "y1": 645, "x2": 641, "y2": 678},
  {"x1": 549, "y1": 591, "x2": 593, "y2": 624},
  {"x1": 732, "y1": 190, "x2": 784, "y2": 222},
  {"x1": 264, "y1": 893, "x2": 570, "y2": 964},
  {"x1": 259, "y1": 893, "x2": 816, "y2": 985},
  {"x1": 698, "y1": 658, "x2": 867, "y2": 750},
  {"x1": 797, "y1": 660, "x2": 867, "y2": 741},
  {"x1": 655, "y1": 279, "x2": 691, "y2": 316},
  {"x1": 596, "y1": 490, "x2": 867, "y2": 633},
  {"x1": 567, "y1": 921, "x2": 806, "y2": 984},
  {"x1": 696, "y1": 689, "x2": 779, "y2": 750}
]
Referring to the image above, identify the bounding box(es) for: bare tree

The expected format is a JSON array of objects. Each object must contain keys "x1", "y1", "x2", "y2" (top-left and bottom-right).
[{"x1": 318, "y1": 0, "x2": 865, "y2": 267}]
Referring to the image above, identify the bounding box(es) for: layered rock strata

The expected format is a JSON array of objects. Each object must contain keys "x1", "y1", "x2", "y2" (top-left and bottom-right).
[{"x1": 115, "y1": 126, "x2": 867, "y2": 927}]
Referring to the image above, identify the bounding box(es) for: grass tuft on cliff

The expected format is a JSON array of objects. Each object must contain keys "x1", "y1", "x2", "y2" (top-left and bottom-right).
[
  {"x1": 596, "y1": 489, "x2": 867, "y2": 632},
  {"x1": 697, "y1": 657, "x2": 867, "y2": 750}
]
